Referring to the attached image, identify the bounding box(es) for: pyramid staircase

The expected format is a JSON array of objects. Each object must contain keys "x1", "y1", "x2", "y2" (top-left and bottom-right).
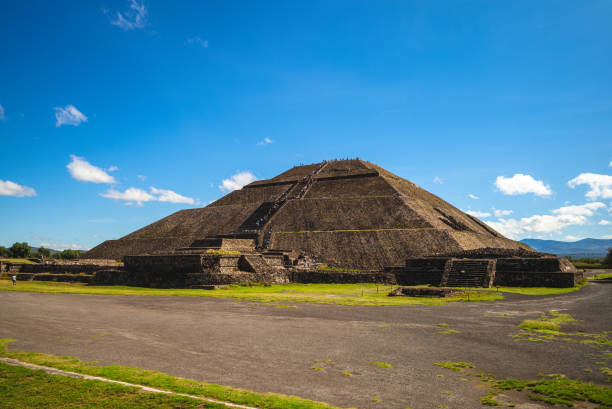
[{"x1": 441, "y1": 259, "x2": 496, "y2": 288}]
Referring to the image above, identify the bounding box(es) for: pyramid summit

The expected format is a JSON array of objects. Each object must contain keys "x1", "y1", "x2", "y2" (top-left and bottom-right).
[{"x1": 86, "y1": 159, "x2": 531, "y2": 269}]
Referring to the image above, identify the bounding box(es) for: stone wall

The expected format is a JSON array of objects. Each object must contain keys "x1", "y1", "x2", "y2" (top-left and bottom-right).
[
  {"x1": 493, "y1": 271, "x2": 579, "y2": 288},
  {"x1": 290, "y1": 270, "x2": 396, "y2": 284}
]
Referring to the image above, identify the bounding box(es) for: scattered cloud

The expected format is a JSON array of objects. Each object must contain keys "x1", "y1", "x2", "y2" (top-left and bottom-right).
[
  {"x1": 257, "y1": 137, "x2": 273, "y2": 146},
  {"x1": 54, "y1": 105, "x2": 87, "y2": 127},
  {"x1": 598, "y1": 220, "x2": 611, "y2": 226},
  {"x1": 150, "y1": 187, "x2": 195, "y2": 205},
  {"x1": 0, "y1": 179, "x2": 36, "y2": 197},
  {"x1": 186, "y1": 36, "x2": 208, "y2": 48},
  {"x1": 433, "y1": 176, "x2": 443, "y2": 184},
  {"x1": 609, "y1": 159, "x2": 612, "y2": 167},
  {"x1": 468, "y1": 194, "x2": 479, "y2": 200},
  {"x1": 107, "y1": 166, "x2": 119, "y2": 172},
  {"x1": 219, "y1": 171, "x2": 257, "y2": 193},
  {"x1": 493, "y1": 208, "x2": 513, "y2": 217},
  {"x1": 485, "y1": 202, "x2": 606, "y2": 239},
  {"x1": 100, "y1": 186, "x2": 195, "y2": 206},
  {"x1": 0, "y1": 104, "x2": 5, "y2": 121},
  {"x1": 567, "y1": 173, "x2": 612, "y2": 200},
  {"x1": 494, "y1": 174, "x2": 552, "y2": 196},
  {"x1": 100, "y1": 187, "x2": 154, "y2": 206},
  {"x1": 465, "y1": 210, "x2": 491, "y2": 218},
  {"x1": 603, "y1": 234, "x2": 612, "y2": 239},
  {"x1": 39, "y1": 242, "x2": 90, "y2": 251},
  {"x1": 137, "y1": 174, "x2": 147, "y2": 182},
  {"x1": 67, "y1": 155, "x2": 117, "y2": 184},
  {"x1": 564, "y1": 235, "x2": 580, "y2": 241},
  {"x1": 109, "y1": 0, "x2": 148, "y2": 31}
]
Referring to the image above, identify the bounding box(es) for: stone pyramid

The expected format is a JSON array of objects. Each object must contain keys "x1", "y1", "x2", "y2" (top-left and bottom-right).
[{"x1": 85, "y1": 159, "x2": 531, "y2": 269}]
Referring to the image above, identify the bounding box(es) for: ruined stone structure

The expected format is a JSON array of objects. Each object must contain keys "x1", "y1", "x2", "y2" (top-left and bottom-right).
[{"x1": 82, "y1": 159, "x2": 581, "y2": 288}]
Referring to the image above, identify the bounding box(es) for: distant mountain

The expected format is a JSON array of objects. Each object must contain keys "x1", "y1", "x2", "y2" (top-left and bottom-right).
[
  {"x1": 30, "y1": 246, "x2": 61, "y2": 255},
  {"x1": 521, "y1": 238, "x2": 612, "y2": 258}
]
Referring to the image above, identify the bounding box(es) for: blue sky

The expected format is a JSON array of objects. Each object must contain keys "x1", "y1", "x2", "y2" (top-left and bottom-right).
[{"x1": 1, "y1": 0, "x2": 611, "y2": 250}]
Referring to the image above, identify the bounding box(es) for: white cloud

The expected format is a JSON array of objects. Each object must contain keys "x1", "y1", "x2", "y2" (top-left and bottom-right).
[
  {"x1": 100, "y1": 187, "x2": 154, "y2": 206},
  {"x1": 603, "y1": 234, "x2": 612, "y2": 239},
  {"x1": 484, "y1": 202, "x2": 605, "y2": 239},
  {"x1": 564, "y1": 235, "x2": 580, "y2": 241},
  {"x1": 494, "y1": 174, "x2": 552, "y2": 196},
  {"x1": 465, "y1": 210, "x2": 491, "y2": 218},
  {"x1": 567, "y1": 173, "x2": 612, "y2": 200},
  {"x1": 219, "y1": 171, "x2": 257, "y2": 193},
  {"x1": 150, "y1": 187, "x2": 195, "y2": 205},
  {"x1": 433, "y1": 176, "x2": 443, "y2": 184},
  {"x1": 54, "y1": 105, "x2": 87, "y2": 127},
  {"x1": 107, "y1": 166, "x2": 119, "y2": 172},
  {"x1": 0, "y1": 104, "x2": 5, "y2": 121},
  {"x1": 493, "y1": 208, "x2": 513, "y2": 217},
  {"x1": 468, "y1": 194, "x2": 479, "y2": 200},
  {"x1": 67, "y1": 155, "x2": 117, "y2": 184},
  {"x1": 609, "y1": 159, "x2": 612, "y2": 167},
  {"x1": 0, "y1": 180, "x2": 36, "y2": 197},
  {"x1": 39, "y1": 242, "x2": 90, "y2": 251},
  {"x1": 137, "y1": 174, "x2": 147, "y2": 181},
  {"x1": 110, "y1": 0, "x2": 148, "y2": 31},
  {"x1": 100, "y1": 186, "x2": 195, "y2": 206},
  {"x1": 598, "y1": 220, "x2": 611, "y2": 226},
  {"x1": 186, "y1": 36, "x2": 208, "y2": 48},
  {"x1": 257, "y1": 137, "x2": 273, "y2": 146}
]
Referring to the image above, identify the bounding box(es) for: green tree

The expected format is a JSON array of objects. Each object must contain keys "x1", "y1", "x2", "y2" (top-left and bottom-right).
[
  {"x1": 0, "y1": 246, "x2": 9, "y2": 258},
  {"x1": 10, "y1": 242, "x2": 31, "y2": 258},
  {"x1": 59, "y1": 249, "x2": 80, "y2": 260},
  {"x1": 37, "y1": 246, "x2": 51, "y2": 258},
  {"x1": 603, "y1": 247, "x2": 612, "y2": 267}
]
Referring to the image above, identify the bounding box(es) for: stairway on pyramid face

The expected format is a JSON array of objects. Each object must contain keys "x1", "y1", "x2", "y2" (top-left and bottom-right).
[{"x1": 444, "y1": 260, "x2": 492, "y2": 287}]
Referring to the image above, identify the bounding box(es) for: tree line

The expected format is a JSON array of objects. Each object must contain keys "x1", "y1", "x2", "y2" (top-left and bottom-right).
[{"x1": 0, "y1": 242, "x2": 81, "y2": 260}]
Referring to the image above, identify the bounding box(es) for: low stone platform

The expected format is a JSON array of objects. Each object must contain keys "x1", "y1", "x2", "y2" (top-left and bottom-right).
[
  {"x1": 386, "y1": 256, "x2": 581, "y2": 288},
  {"x1": 388, "y1": 287, "x2": 465, "y2": 297}
]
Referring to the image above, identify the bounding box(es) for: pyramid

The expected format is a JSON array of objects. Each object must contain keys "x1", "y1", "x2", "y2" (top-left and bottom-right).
[{"x1": 85, "y1": 159, "x2": 532, "y2": 270}]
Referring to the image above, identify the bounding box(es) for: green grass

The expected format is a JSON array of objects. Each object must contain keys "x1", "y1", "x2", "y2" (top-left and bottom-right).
[
  {"x1": 518, "y1": 310, "x2": 576, "y2": 333},
  {"x1": 497, "y1": 374, "x2": 612, "y2": 408},
  {"x1": 437, "y1": 329, "x2": 459, "y2": 334},
  {"x1": 0, "y1": 280, "x2": 505, "y2": 306},
  {"x1": 0, "y1": 362, "x2": 227, "y2": 408},
  {"x1": 434, "y1": 361, "x2": 474, "y2": 372},
  {"x1": 0, "y1": 339, "x2": 341, "y2": 409},
  {"x1": 205, "y1": 249, "x2": 241, "y2": 255},
  {"x1": 368, "y1": 361, "x2": 392, "y2": 368},
  {"x1": 0, "y1": 258, "x2": 37, "y2": 264},
  {"x1": 591, "y1": 272, "x2": 612, "y2": 280}
]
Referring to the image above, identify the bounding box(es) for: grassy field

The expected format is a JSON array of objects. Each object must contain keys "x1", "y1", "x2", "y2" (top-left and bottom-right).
[
  {"x1": 0, "y1": 361, "x2": 227, "y2": 408},
  {"x1": 0, "y1": 280, "x2": 589, "y2": 306},
  {"x1": 591, "y1": 272, "x2": 612, "y2": 280},
  {"x1": 0, "y1": 339, "x2": 340, "y2": 409},
  {"x1": 0, "y1": 258, "x2": 37, "y2": 264}
]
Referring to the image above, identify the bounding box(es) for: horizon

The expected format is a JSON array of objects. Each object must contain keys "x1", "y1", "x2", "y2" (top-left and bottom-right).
[{"x1": 1, "y1": 1, "x2": 611, "y2": 250}]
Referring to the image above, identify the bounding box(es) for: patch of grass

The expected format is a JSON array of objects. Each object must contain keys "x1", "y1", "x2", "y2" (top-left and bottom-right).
[
  {"x1": 434, "y1": 361, "x2": 474, "y2": 372},
  {"x1": 204, "y1": 249, "x2": 240, "y2": 255},
  {"x1": 0, "y1": 258, "x2": 37, "y2": 264},
  {"x1": 496, "y1": 283, "x2": 587, "y2": 296},
  {"x1": 368, "y1": 361, "x2": 392, "y2": 369},
  {"x1": 601, "y1": 367, "x2": 612, "y2": 382},
  {"x1": 437, "y1": 323, "x2": 449, "y2": 327},
  {"x1": 518, "y1": 310, "x2": 576, "y2": 333},
  {"x1": 311, "y1": 366, "x2": 323, "y2": 371},
  {"x1": 372, "y1": 395, "x2": 381, "y2": 402},
  {"x1": 0, "y1": 281, "x2": 504, "y2": 306},
  {"x1": 0, "y1": 339, "x2": 341, "y2": 409},
  {"x1": 0, "y1": 362, "x2": 226, "y2": 408},
  {"x1": 591, "y1": 272, "x2": 612, "y2": 280},
  {"x1": 342, "y1": 372, "x2": 352, "y2": 377},
  {"x1": 438, "y1": 329, "x2": 459, "y2": 334},
  {"x1": 496, "y1": 374, "x2": 612, "y2": 408},
  {"x1": 275, "y1": 305, "x2": 297, "y2": 309},
  {"x1": 480, "y1": 392, "x2": 502, "y2": 406}
]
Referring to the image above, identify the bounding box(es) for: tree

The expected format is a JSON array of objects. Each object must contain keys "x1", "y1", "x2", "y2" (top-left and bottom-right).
[
  {"x1": 10, "y1": 242, "x2": 31, "y2": 258},
  {"x1": 59, "y1": 249, "x2": 80, "y2": 260},
  {"x1": 0, "y1": 246, "x2": 9, "y2": 258},
  {"x1": 37, "y1": 247, "x2": 51, "y2": 258},
  {"x1": 603, "y1": 247, "x2": 612, "y2": 267}
]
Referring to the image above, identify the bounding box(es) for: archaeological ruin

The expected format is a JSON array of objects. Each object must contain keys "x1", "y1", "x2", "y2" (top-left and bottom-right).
[{"x1": 77, "y1": 159, "x2": 580, "y2": 288}]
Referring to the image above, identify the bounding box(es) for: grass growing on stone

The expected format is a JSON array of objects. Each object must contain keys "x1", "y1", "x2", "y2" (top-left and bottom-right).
[
  {"x1": 368, "y1": 361, "x2": 392, "y2": 368},
  {"x1": 0, "y1": 339, "x2": 341, "y2": 409},
  {"x1": 205, "y1": 249, "x2": 241, "y2": 255},
  {"x1": 0, "y1": 362, "x2": 227, "y2": 408},
  {"x1": 0, "y1": 280, "x2": 505, "y2": 306}
]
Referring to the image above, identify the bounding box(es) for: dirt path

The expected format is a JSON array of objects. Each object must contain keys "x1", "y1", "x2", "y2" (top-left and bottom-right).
[{"x1": 1, "y1": 282, "x2": 610, "y2": 409}]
